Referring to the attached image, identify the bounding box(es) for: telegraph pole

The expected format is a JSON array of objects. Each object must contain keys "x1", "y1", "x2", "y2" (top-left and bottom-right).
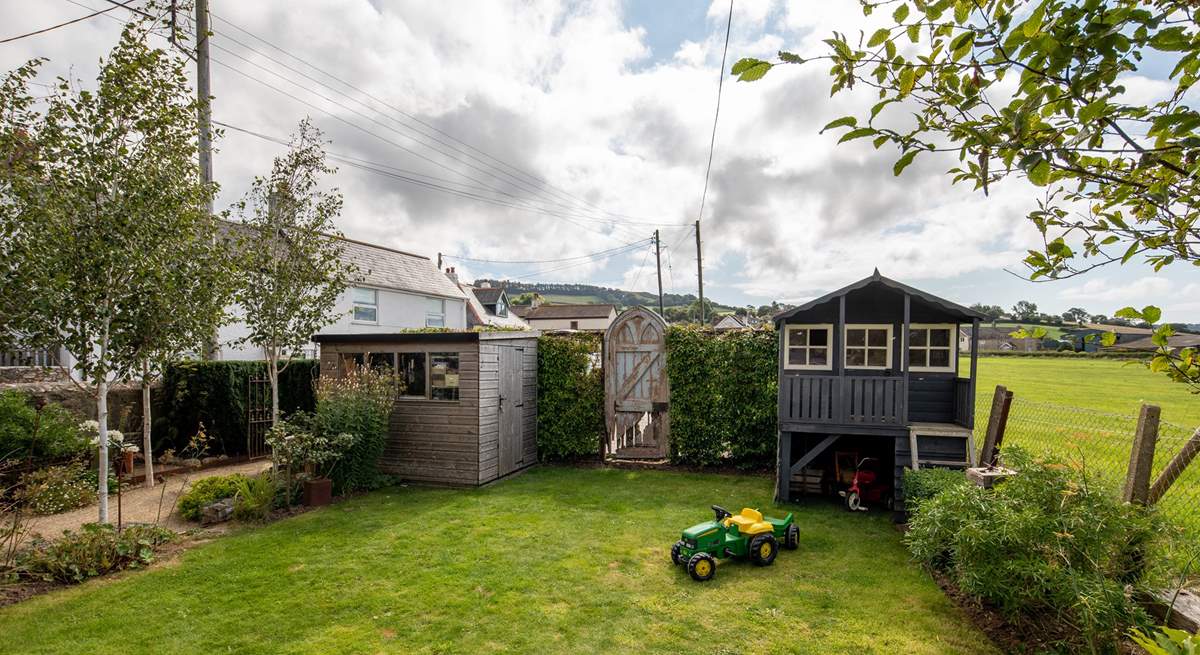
[
  {"x1": 196, "y1": 0, "x2": 219, "y2": 360},
  {"x1": 653, "y1": 230, "x2": 664, "y2": 317},
  {"x1": 695, "y1": 220, "x2": 704, "y2": 325}
]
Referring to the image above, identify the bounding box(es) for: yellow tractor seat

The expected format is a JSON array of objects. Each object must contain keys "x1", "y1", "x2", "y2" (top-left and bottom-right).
[{"x1": 724, "y1": 508, "x2": 773, "y2": 536}]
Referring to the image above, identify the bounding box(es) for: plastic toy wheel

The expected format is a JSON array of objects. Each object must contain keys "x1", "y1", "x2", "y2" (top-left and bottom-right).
[
  {"x1": 671, "y1": 541, "x2": 686, "y2": 566},
  {"x1": 687, "y1": 553, "x2": 716, "y2": 581},
  {"x1": 749, "y1": 534, "x2": 778, "y2": 566},
  {"x1": 784, "y1": 524, "x2": 799, "y2": 550},
  {"x1": 844, "y1": 491, "x2": 863, "y2": 512}
]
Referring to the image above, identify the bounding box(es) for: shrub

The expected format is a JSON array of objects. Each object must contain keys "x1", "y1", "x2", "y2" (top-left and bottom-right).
[
  {"x1": 232, "y1": 473, "x2": 277, "y2": 522},
  {"x1": 905, "y1": 449, "x2": 1164, "y2": 651},
  {"x1": 310, "y1": 368, "x2": 392, "y2": 494},
  {"x1": 17, "y1": 523, "x2": 176, "y2": 583},
  {"x1": 0, "y1": 391, "x2": 89, "y2": 462},
  {"x1": 17, "y1": 463, "x2": 96, "y2": 515},
  {"x1": 536, "y1": 334, "x2": 604, "y2": 461},
  {"x1": 901, "y1": 467, "x2": 968, "y2": 511},
  {"x1": 177, "y1": 474, "x2": 247, "y2": 521}
]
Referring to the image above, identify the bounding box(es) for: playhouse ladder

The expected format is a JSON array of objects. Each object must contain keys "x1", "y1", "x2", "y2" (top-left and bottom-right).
[{"x1": 907, "y1": 422, "x2": 976, "y2": 470}]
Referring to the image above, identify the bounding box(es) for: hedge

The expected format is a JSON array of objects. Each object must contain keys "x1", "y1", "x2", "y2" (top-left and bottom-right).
[
  {"x1": 536, "y1": 334, "x2": 604, "y2": 461},
  {"x1": 976, "y1": 350, "x2": 1151, "y2": 360},
  {"x1": 154, "y1": 360, "x2": 318, "y2": 457},
  {"x1": 665, "y1": 326, "x2": 777, "y2": 468}
]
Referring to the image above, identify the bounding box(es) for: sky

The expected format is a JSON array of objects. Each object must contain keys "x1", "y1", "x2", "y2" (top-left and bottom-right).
[{"x1": 1, "y1": 0, "x2": 1195, "y2": 321}]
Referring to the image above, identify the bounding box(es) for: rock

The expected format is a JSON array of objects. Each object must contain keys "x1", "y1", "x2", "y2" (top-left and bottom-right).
[
  {"x1": 200, "y1": 498, "x2": 234, "y2": 525},
  {"x1": 179, "y1": 458, "x2": 203, "y2": 469}
]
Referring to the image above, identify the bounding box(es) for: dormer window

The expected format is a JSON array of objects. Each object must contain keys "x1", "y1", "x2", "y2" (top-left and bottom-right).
[{"x1": 496, "y1": 296, "x2": 507, "y2": 317}]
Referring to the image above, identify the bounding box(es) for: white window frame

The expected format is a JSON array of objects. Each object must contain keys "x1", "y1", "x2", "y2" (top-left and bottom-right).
[
  {"x1": 425, "y1": 297, "x2": 446, "y2": 328},
  {"x1": 844, "y1": 324, "x2": 893, "y2": 371},
  {"x1": 783, "y1": 323, "x2": 833, "y2": 371},
  {"x1": 908, "y1": 323, "x2": 957, "y2": 373},
  {"x1": 351, "y1": 287, "x2": 378, "y2": 324}
]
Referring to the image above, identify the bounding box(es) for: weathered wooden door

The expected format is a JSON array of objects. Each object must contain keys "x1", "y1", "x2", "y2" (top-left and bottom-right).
[
  {"x1": 604, "y1": 307, "x2": 670, "y2": 459},
  {"x1": 498, "y1": 345, "x2": 524, "y2": 475}
]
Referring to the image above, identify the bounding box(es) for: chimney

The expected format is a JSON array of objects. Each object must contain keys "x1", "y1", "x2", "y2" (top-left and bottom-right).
[
  {"x1": 531, "y1": 292, "x2": 543, "y2": 308},
  {"x1": 480, "y1": 281, "x2": 492, "y2": 289},
  {"x1": 444, "y1": 266, "x2": 458, "y2": 285}
]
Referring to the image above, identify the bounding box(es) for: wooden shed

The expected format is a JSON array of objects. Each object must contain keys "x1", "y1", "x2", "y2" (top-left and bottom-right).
[
  {"x1": 773, "y1": 270, "x2": 983, "y2": 511},
  {"x1": 313, "y1": 331, "x2": 538, "y2": 486}
]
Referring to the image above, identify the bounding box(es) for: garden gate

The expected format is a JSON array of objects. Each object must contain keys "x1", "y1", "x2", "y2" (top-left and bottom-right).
[
  {"x1": 246, "y1": 374, "x2": 272, "y2": 460},
  {"x1": 604, "y1": 307, "x2": 670, "y2": 460}
]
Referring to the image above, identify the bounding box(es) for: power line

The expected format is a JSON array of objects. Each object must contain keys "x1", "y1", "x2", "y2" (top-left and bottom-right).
[
  {"x1": 442, "y1": 238, "x2": 653, "y2": 265},
  {"x1": 696, "y1": 0, "x2": 733, "y2": 224},
  {"x1": 0, "y1": 2, "x2": 127, "y2": 44},
  {"x1": 508, "y1": 240, "x2": 653, "y2": 280},
  {"x1": 627, "y1": 241, "x2": 657, "y2": 292}
]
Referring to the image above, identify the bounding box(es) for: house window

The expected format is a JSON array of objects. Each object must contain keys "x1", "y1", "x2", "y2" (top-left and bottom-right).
[
  {"x1": 845, "y1": 324, "x2": 892, "y2": 369},
  {"x1": 398, "y1": 353, "x2": 427, "y2": 398},
  {"x1": 426, "y1": 298, "x2": 445, "y2": 328},
  {"x1": 429, "y1": 353, "x2": 460, "y2": 401},
  {"x1": 784, "y1": 324, "x2": 832, "y2": 370},
  {"x1": 495, "y1": 297, "x2": 507, "y2": 317},
  {"x1": 570, "y1": 320, "x2": 579, "y2": 330},
  {"x1": 352, "y1": 287, "x2": 378, "y2": 323},
  {"x1": 909, "y1": 324, "x2": 956, "y2": 372}
]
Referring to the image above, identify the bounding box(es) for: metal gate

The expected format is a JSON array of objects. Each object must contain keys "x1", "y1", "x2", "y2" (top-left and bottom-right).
[
  {"x1": 247, "y1": 374, "x2": 272, "y2": 460},
  {"x1": 604, "y1": 307, "x2": 670, "y2": 460}
]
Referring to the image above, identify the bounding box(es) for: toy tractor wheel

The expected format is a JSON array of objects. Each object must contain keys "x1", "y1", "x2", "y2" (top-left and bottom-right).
[
  {"x1": 749, "y1": 534, "x2": 778, "y2": 566},
  {"x1": 784, "y1": 524, "x2": 799, "y2": 550},
  {"x1": 844, "y1": 491, "x2": 863, "y2": 512},
  {"x1": 671, "y1": 541, "x2": 686, "y2": 566},
  {"x1": 687, "y1": 553, "x2": 716, "y2": 581}
]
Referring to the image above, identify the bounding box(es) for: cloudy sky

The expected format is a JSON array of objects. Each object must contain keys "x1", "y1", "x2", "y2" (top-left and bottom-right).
[{"x1": 2, "y1": 0, "x2": 1195, "y2": 320}]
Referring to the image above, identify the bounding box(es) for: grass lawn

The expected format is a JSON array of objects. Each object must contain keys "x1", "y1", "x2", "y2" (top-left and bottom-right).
[{"x1": 0, "y1": 467, "x2": 994, "y2": 655}]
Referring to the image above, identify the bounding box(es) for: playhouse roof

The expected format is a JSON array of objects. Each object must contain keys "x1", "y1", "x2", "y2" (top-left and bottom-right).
[{"x1": 773, "y1": 269, "x2": 985, "y2": 324}]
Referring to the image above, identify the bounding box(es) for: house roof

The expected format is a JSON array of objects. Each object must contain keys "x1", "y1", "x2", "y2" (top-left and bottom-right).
[
  {"x1": 773, "y1": 270, "x2": 985, "y2": 324},
  {"x1": 462, "y1": 284, "x2": 528, "y2": 329},
  {"x1": 1080, "y1": 322, "x2": 1154, "y2": 335},
  {"x1": 471, "y1": 287, "x2": 505, "y2": 305},
  {"x1": 525, "y1": 304, "x2": 616, "y2": 320},
  {"x1": 713, "y1": 314, "x2": 748, "y2": 329},
  {"x1": 510, "y1": 305, "x2": 531, "y2": 318},
  {"x1": 1109, "y1": 333, "x2": 1200, "y2": 351}
]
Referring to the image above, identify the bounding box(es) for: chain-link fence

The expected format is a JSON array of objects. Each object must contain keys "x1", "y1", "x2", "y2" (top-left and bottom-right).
[{"x1": 973, "y1": 393, "x2": 1200, "y2": 539}]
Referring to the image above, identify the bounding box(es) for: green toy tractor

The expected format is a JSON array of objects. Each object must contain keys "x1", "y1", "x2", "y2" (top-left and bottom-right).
[{"x1": 671, "y1": 505, "x2": 799, "y2": 581}]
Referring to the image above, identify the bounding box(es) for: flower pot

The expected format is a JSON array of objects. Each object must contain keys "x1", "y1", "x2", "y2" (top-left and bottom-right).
[
  {"x1": 122, "y1": 450, "x2": 135, "y2": 474},
  {"x1": 302, "y1": 477, "x2": 332, "y2": 507}
]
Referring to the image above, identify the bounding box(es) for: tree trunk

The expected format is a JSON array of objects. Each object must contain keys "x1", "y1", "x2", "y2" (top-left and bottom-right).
[
  {"x1": 268, "y1": 346, "x2": 280, "y2": 426},
  {"x1": 97, "y1": 378, "x2": 109, "y2": 524},
  {"x1": 142, "y1": 359, "x2": 154, "y2": 488}
]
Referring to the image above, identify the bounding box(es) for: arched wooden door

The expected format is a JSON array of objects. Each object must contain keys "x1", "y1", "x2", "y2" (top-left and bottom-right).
[{"x1": 604, "y1": 307, "x2": 670, "y2": 460}]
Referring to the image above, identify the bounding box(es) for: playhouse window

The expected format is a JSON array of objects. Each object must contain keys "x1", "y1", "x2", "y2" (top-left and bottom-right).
[
  {"x1": 845, "y1": 325, "x2": 892, "y2": 370},
  {"x1": 909, "y1": 324, "x2": 956, "y2": 372},
  {"x1": 784, "y1": 324, "x2": 832, "y2": 370}
]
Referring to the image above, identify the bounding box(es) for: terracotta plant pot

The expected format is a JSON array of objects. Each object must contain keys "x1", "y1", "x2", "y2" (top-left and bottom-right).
[
  {"x1": 122, "y1": 450, "x2": 135, "y2": 474},
  {"x1": 303, "y1": 477, "x2": 333, "y2": 507}
]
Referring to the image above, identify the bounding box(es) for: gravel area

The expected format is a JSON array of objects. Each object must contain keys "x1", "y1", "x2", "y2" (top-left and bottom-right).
[{"x1": 24, "y1": 460, "x2": 271, "y2": 538}]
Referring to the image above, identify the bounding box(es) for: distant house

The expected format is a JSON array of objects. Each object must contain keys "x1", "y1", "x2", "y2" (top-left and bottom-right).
[
  {"x1": 1107, "y1": 332, "x2": 1200, "y2": 352},
  {"x1": 1063, "y1": 323, "x2": 1155, "y2": 352},
  {"x1": 522, "y1": 304, "x2": 617, "y2": 332},
  {"x1": 449, "y1": 272, "x2": 529, "y2": 330},
  {"x1": 957, "y1": 326, "x2": 1039, "y2": 352},
  {"x1": 220, "y1": 233, "x2": 468, "y2": 359},
  {"x1": 712, "y1": 314, "x2": 749, "y2": 331}
]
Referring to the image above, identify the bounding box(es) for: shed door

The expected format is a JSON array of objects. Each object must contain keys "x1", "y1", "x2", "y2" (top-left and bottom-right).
[{"x1": 498, "y1": 345, "x2": 525, "y2": 476}]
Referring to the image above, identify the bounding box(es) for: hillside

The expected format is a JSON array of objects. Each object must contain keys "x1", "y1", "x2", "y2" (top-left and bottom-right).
[{"x1": 472, "y1": 279, "x2": 737, "y2": 312}]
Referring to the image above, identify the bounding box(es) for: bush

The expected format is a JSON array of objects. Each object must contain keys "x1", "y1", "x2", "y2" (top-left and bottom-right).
[
  {"x1": 17, "y1": 523, "x2": 176, "y2": 583},
  {"x1": 665, "y1": 326, "x2": 777, "y2": 467},
  {"x1": 536, "y1": 334, "x2": 604, "y2": 461},
  {"x1": 18, "y1": 462, "x2": 96, "y2": 515},
  {"x1": 901, "y1": 468, "x2": 968, "y2": 511},
  {"x1": 154, "y1": 360, "x2": 318, "y2": 457},
  {"x1": 0, "y1": 391, "x2": 89, "y2": 463},
  {"x1": 178, "y1": 474, "x2": 247, "y2": 521},
  {"x1": 312, "y1": 369, "x2": 392, "y2": 494},
  {"x1": 232, "y1": 472, "x2": 277, "y2": 522},
  {"x1": 905, "y1": 448, "x2": 1164, "y2": 651}
]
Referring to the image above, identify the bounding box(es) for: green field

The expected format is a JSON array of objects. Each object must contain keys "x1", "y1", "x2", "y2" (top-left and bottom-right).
[
  {"x1": 988, "y1": 321, "x2": 1070, "y2": 340},
  {"x1": 0, "y1": 467, "x2": 993, "y2": 655}
]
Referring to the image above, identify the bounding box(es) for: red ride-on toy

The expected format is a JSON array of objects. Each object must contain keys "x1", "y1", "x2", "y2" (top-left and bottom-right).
[{"x1": 838, "y1": 457, "x2": 892, "y2": 511}]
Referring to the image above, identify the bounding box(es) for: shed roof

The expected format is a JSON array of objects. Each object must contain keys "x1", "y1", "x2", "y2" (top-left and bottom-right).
[
  {"x1": 525, "y1": 304, "x2": 616, "y2": 320},
  {"x1": 773, "y1": 270, "x2": 985, "y2": 324},
  {"x1": 313, "y1": 330, "x2": 538, "y2": 344}
]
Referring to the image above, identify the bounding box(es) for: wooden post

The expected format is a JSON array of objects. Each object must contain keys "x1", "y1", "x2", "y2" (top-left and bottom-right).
[
  {"x1": 776, "y1": 431, "x2": 791, "y2": 503},
  {"x1": 902, "y1": 294, "x2": 910, "y2": 425},
  {"x1": 1123, "y1": 404, "x2": 1161, "y2": 505},
  {"x1": 978, "y1": 385, "x2": 1012, "y2": 467},
  {"x1": 967, "y1": 319, "x2": 979, "y2": 429},
  {"x1": 1147, "y1": 426, "x2": 1200, "y2": 506}
]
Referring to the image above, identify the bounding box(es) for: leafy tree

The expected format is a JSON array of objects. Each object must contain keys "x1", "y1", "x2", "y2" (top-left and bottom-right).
[
  {"x1": 233, "y1": 119, "x2": 354, "y2": 423},
  {"x1": 969, "y1": 303, "x2": 1005, "y2": 325},
  {"x1": 1063, "y1": 307, "x2": 1090, "y2": 324},
  {"x1": 0, "y1": 25, "x2": 226, "y2": 519},
  {"x1": 1011, "y1": 300, "x2": 1039, "y2": 321}
]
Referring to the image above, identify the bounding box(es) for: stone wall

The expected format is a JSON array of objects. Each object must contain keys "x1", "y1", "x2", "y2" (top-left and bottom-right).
[{"x1": 0, "y1": 378, "x2": 162, "y2": 436}]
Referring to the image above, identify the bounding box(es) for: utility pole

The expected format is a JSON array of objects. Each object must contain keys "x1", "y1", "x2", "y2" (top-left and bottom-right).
[
  {"x1": 196, "y1": 0, "x2": 219, "y2": 360},
  {"x1": 653, "y1": 230, "x2": 664, "y2": 317},
  {"x1": 695, "y1": 220, "x2": 704, "y2": 325}
]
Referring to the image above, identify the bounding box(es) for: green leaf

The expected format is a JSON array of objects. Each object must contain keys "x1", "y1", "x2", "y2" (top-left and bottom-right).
[
  {"x1": 893, "y1": 150, "x2": 918, "y2": 176},
  {"x1": 1022, "y1": 3, "x2": 1045, "y2": 38},
  {"x1": 778, "y1": 51, "x2": 804, "y2": 64},
  {"x1": 1100, "y1": 331, "x2": 1118, "y2": 347},
  {"x1": 1141, "y1": 305, "x2": 1162, "y2": 324},
  {"x1": 893, "y1": 3, "x2": 909, "y2": 22},
  {"x1": 907, "y1": 24, "x2": 921, "y2": 43},
  {"x1": 820, "y1": 116, "x2": 858, "y2": 133},
  {"x1": 838, "y1": 128, "x2": 877, "y2": 143},
  {"x1": 1028, "y1": 158, "x2": 1051, "y2": 186},
  {"x1": 868, "y1": 28, "x2": 891, "y2": 48},
  {"x1": 954, "y1": 1, "x2": 970, "y2": 23},
  {"x1": 731, "y1": 58, "x2": 773, "y2": 82},
  {"x1": 1079, "y1": 99, "x2": 1108, "y2": 123},
  {"x1": 1114, "y1": 306, "x2": 1142, "y2": 320},
  {"x1": 899, "y1": 67, "x2": 916, "y2": 96}
]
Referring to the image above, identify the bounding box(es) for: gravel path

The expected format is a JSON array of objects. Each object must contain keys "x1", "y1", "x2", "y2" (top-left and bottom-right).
[{"x1": 24, "y1": 460, "x2": 271, "y2": 538}]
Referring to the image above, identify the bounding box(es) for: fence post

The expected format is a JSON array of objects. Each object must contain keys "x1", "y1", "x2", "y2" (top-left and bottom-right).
[
  {"x1": 1123, "y1": 404, "x2": 1161, "y2": 505},
  {"x1": 979, "y1": 385, "x2": 1012, "y2": 467},
  {"x1": 1147, "y1": 426, "x2": 1200, "y2": 506}
]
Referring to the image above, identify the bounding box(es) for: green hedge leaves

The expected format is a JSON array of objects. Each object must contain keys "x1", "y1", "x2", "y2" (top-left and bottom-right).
[{"x1": 536, "y1": 334, "x2": 604, "y2": 461}]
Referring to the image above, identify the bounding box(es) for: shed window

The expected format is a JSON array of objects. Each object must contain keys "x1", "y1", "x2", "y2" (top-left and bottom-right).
[
  {"x1": 352, "y1": 287, "x2": 378, "y2": 323},
  {"x1": 429, "y1": 353, "x2": 460, "y2": 401},
  {"x1": 398, "y1": 353, "x2": 427, "y2": 398},
  {"x1": 426, "y1": 298, "x2": 446, "y2": 328},
  {"x1": 368, "y1": 352, "x2": 395, "y2": 374},
  {"x1": 784, "y1": 324, "x2": 832, "y2": 370},
  {"x1": 339, "y1": 352, "x2": 364, "y2": 374},
  {"x1": 845, "y1": 324, "x2": 892, "y2": 370},
  {"x1": 909, "y1": 324, "x2": 956, "y2": 372}
]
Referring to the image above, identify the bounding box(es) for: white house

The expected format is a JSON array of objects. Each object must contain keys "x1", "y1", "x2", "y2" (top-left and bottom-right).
[
  {"x1": 450, "y1": 273, "x2": 529, "y2": 330},
  {"x1": 219, "y1": 235, "x2": 467, "y2": 359},
  {"x1": 521, "y1": 304, "x2": 617, "y2": 332}
]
